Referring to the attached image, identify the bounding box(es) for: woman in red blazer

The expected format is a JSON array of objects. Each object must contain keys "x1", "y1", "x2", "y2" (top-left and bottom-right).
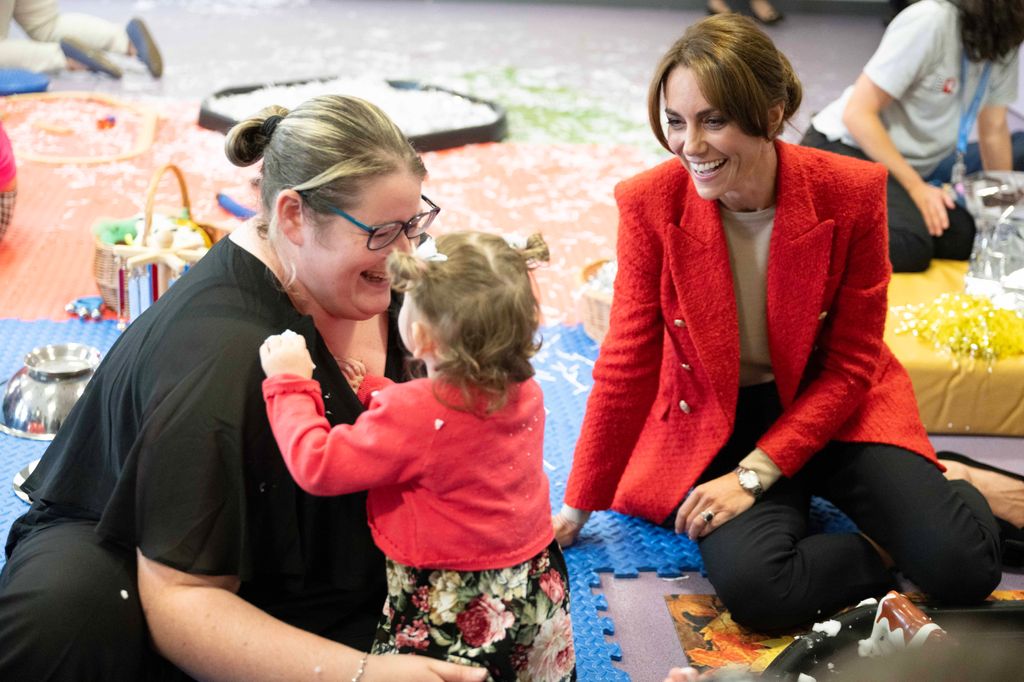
[{"x1": 554, "y1": 14, "x2": 1007, "y2": 631}]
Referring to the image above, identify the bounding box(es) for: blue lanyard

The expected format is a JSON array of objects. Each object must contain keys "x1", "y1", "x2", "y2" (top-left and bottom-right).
[{"x1": 957, "y1": 54, "x2": 992, "y2": 156}]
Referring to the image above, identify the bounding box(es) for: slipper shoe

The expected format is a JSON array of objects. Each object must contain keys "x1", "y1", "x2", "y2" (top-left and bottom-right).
[
  {"x1": 59, "y1": 38, "x2": 122, "y2": 79},
  {"x1": 938, "y1": 451, "x2": 1024, "y2": 567},
  {"x1": 126, "y1": 18, "x2": 162, "y2": 78}
]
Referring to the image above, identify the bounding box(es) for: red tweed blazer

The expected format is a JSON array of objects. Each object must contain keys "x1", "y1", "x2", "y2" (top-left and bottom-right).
[{"x1": 564, "y1": 141, "x2": 936, "y2": 523}]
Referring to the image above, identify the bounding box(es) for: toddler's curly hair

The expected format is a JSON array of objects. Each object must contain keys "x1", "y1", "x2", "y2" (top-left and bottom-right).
[{"x1": 387, "y1": 231, "x2": 550, "y2": 413}]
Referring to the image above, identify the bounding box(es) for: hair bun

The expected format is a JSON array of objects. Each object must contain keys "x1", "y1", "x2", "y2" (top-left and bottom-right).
[{"x1": 260, "y1": 114, "x2": 284, "y2": 139}]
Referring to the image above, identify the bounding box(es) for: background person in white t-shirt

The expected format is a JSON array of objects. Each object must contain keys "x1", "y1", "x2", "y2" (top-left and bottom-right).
[{"x1": 802, "y1": 0, "x2": 1024, "y2": 272}]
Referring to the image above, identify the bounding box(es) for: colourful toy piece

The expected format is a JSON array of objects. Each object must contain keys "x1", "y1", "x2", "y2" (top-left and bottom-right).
[
  {"x1": 64, "y1": 295, "x2": 105, "y2": 321},
  {"x1": 217, "y1": 191, "x2": 257, "y2": 219},
  {"x1": 93, "y1": 217, "x2": 138, "y2": 245},
  {"x1": 96, "y1": 114, "x2": 117, "y2": 130}
]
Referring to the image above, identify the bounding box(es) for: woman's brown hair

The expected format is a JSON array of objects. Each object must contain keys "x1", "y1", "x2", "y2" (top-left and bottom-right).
[
  {"x1": 958, "y1": 0, "x2": 1024, "y2": 63},
  {"x1": 387, "y1": 232, "x2": 550, "y2": 414},
  {"x1": 647, "y1": 13, "x2": 802, "y2": 150}
]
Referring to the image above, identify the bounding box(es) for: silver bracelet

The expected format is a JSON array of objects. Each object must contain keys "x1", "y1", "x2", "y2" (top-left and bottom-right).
[{"x1": 351, "y1": 653, "x2": 368, "y2": 682}]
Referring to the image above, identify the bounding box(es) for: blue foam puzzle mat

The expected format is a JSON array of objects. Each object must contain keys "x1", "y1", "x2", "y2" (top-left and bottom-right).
[
  {"x1": 0, "y1": 68, "x2": 49, "y2": 96},
  {"x1": 0, "y1": 319, "x2": 122, "y2": 568},
  {"x1": 0, "y1": 319, "x2": 857, "y2": 680}
]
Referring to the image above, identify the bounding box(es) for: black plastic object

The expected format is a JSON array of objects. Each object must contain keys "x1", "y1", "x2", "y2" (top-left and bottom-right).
[
  {"x1": 763, "y1": 600, "x2": 1024, "y2": 679},
  {"x1": 197, "y1": 78, "x2": 507, "y2": 152}
]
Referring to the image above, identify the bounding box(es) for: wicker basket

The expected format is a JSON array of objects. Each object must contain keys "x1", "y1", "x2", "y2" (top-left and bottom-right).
[
  {"x1": 92, "y1": 164, "x2": 216, "y2": 310},
  {"x1": 580, "y1": 258, "x2": 613, "y2": 344}
]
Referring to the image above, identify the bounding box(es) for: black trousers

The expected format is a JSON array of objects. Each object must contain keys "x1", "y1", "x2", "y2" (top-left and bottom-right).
[
  {"x1": 0, "y1": 521, "x2": 190, "y2": 681},
  {"x1": 801, "y1": 126, "x2": 976, "y2": 273},
  {"x1": 676, "y1": 382, "x2": 1002, "y2": 632}
]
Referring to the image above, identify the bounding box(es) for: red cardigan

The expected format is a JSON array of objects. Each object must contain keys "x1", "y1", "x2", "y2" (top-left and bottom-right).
[
  {"x1": 263, "y1": 375, "x2": 554, "y2": 571},
  {"x1": 564, "y1": 141, "x2": 936, "y2": 523}
]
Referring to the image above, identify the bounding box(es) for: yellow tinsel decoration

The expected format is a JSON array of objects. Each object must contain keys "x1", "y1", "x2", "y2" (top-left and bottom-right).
[{"x1": 891, "y1": 293, "x2": 1024, "y2": 364}]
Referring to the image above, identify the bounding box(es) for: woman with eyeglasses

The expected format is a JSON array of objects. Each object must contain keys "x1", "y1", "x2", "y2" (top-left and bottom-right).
[{"x1": 0, "y1": 95, "x2": 486, "y2": 682}]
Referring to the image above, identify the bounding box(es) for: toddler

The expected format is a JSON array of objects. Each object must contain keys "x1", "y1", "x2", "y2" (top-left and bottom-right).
[{"x1": 260, "y1": 231, "x2": 575, "y2": 681}]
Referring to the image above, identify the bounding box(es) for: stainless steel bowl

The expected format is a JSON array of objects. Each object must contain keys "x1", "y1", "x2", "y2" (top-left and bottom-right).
[{"x1": 0, "y1": 343, "x2": 101, "y2": 440}]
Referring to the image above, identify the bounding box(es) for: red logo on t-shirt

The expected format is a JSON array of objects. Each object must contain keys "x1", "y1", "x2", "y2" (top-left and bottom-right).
[{"x1": 942, "y1": 77, "x2": 956, "y2": 94}]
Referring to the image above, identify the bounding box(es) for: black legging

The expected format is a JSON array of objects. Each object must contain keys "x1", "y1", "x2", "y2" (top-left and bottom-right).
[
  {"x1": 0, "y1": 520, "x2": 191, "y2": 680},
  {"x1": 673, "y1": 382, "x2": 1002, "y2": 632},
  {"x1": 801, "y1": 126, "x2": 976, "y2": 273}
]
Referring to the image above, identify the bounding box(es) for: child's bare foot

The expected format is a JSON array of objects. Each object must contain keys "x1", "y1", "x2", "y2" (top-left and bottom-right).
[{"x1": 706, "y1": 0, "x2": 732, "y2": 14}]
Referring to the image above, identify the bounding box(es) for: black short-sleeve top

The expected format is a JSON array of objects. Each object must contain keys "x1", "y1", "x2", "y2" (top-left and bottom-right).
[{"x1": 10, "y1": 238, "x2": 406, "y2": 644}]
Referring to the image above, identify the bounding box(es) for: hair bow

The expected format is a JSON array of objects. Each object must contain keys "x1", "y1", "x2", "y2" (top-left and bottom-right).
[
  {"x1": 503, "y1": 233, "x2": 528, "y2": 250},
  {"x1": 415, "y1": 236, "x2": 447, "y2": 262}
]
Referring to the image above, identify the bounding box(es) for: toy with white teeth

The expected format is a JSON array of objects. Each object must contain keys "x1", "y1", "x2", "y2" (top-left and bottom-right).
[{"x1": 857, "y1": 591, "x2": 951, "y2": 658}]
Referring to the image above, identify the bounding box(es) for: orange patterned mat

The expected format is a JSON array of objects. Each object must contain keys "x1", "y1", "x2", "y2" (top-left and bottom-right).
[
  {"x1": 666, "y1": 590, "x2": 1024, "y2": 674},
  {"x1": 0, "y1": 93, "x2": 657, "y2": 322}
]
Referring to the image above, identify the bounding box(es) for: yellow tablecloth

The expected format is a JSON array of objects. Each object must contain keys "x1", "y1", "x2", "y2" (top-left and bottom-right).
[{"x1": 885, "y1": 260, "x2": 1024, "y2": 436}]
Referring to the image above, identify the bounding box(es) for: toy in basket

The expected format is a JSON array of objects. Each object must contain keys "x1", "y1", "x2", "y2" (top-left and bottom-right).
[
  {"x1": 92, "y1": 164, "x2": 218, "y2": 328},
  {"x1": 580, "y1": 258, "x2": 616, "y2": 344}
]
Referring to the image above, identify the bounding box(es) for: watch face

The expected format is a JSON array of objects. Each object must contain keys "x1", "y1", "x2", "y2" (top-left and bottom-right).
[{"x1": 738, "y1": 469, "x2": 761, "y2": 493}]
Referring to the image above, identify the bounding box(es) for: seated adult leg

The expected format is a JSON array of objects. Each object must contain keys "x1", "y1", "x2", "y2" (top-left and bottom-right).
[
  {"x1": 811, "y1": 442, "x2": 1002, "y2": 604},
  {"x1": 944, "y1": 132, "x2": 1024, "y2": 175},
  {"x1": 931, "y1": 204, "x2": 975, "y2": 262},
  {"x1": 0, "y1": 521, "x2": 149, "y2": 680},
  {"x1": 13, "y1": 0, "x2": 129, "y2": 53},
  {"x1": 884, "y1": 173, "x2": 941, "y2": 272},
  {"x1": 800, "y1": 126, "x2": 870, "y2": 162},
  {"x1": 1012, "y1": 131, "x2": 1024, "y2": 169},
  {"x1": 699, "y1": 477, "x2": 896, "y2": 632}
]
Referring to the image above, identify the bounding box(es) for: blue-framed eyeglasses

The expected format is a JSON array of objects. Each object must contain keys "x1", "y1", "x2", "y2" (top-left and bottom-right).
[{"x1": 300, "y1": 191, "x2": 440, "y2": 251}]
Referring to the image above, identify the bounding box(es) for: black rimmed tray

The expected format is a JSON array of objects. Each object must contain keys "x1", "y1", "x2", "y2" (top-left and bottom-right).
[{"x1": 198, "y1": 78, "x2": 507, "y2": 152}]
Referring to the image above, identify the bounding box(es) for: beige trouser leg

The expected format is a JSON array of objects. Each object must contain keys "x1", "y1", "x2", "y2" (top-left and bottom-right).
[{"x1": 0, "y1": 0, "x2": 128, "y2": 72}]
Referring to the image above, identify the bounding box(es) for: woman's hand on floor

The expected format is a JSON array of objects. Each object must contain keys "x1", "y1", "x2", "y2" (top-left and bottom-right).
[{"x1": 675, "y1": 472, "x2": 756, "y2": 540}]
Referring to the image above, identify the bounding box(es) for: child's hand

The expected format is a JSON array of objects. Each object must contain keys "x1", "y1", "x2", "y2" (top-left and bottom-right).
[
  {"x1": 260, "y1": 330, "x2": 315, "y2": 379},
  {"x1": 336, "y1": 358, "x2": 366, "y2": 393}
]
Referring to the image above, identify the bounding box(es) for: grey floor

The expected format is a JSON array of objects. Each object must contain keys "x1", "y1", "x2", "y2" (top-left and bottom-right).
[{"x1": 15, "y1": 1, "x2": 1024, "y2": 679}]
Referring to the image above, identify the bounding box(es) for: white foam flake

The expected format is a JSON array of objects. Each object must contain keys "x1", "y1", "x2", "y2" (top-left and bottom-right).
[{"x1": 811, "y1": 620, "x2": 842, "y2": 637}]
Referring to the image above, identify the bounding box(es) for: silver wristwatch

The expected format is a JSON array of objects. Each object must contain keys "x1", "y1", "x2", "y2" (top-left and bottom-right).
[{"x1": 735, "y1": 466, "x2": 764, "y2": 499}]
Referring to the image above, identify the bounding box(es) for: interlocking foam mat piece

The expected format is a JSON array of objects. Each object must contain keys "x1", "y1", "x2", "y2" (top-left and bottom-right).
[{"x1": 0, "y1": 318, "x2": 858, "y2": 679}]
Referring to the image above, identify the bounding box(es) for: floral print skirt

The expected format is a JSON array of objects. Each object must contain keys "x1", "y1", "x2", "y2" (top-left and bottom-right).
[{"x1": 371, "y1": 540, "x2": 576, "y2": 681}]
